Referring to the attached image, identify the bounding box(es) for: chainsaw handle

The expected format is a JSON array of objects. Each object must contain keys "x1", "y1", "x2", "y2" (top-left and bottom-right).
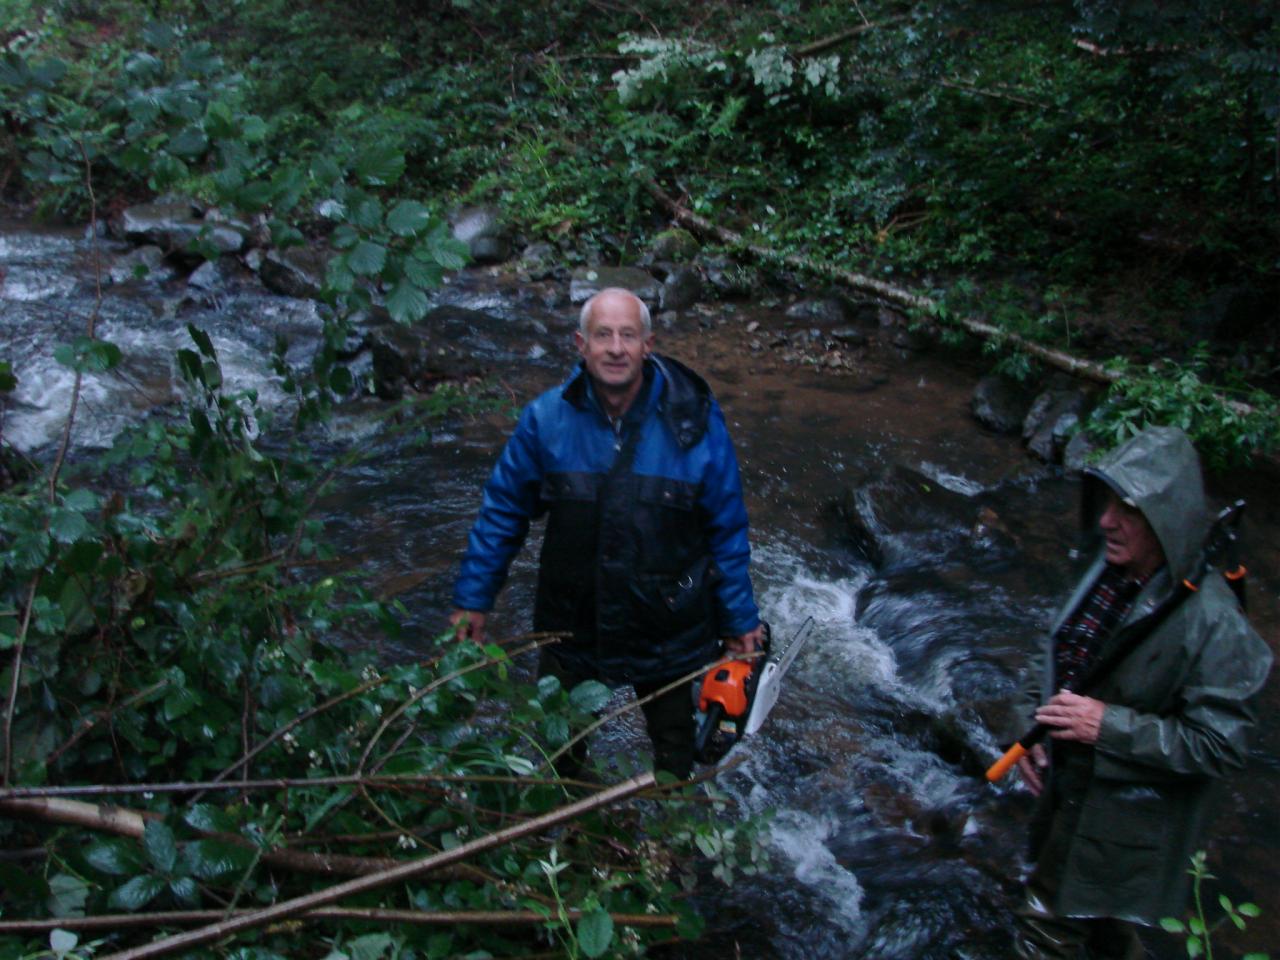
[{"x1": 985, "y1": 742, "x2": 1027, "y2": 782}]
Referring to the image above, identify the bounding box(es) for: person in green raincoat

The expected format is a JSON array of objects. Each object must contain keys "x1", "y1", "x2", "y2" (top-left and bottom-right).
[{"x1": 1011, "y1": 425, "x2": 1272, "y2": 959}]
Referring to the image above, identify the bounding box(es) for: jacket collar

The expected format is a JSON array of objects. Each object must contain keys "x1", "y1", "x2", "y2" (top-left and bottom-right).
[{"x1": 561, "y1": 354, "x2": 712, "y2": 450}]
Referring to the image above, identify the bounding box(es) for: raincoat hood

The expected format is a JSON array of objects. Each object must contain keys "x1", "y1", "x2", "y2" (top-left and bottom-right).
[{"x1": 1084, "y1": 426, "x2": 1210, "y2": 584}]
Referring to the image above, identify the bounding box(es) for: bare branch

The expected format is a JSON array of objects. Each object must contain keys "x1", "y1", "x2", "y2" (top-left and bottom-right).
[{"x1": 96, "y1": 773, "x2": 657, "y2": 960}]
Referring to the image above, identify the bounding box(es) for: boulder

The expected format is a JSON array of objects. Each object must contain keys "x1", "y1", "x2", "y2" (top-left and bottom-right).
[
  {"x1": 515, "y1": 241, "x2": 559, "y2": 282},
  {"x1": 568, "y1": 266, "x2": 661, "y2": 305},
  {"x1": 119, "y1": 200, "x2": 247, "y2": 255},
  {"x1": 649, "y1": 228, "x2": 700, "y2": 261},
  {"x1": 833, "y1": 464, "x2": 992, "y2": 568},
  {"x1": 108, "y1": 246, "x2": 177, "y2": 285},
  {"x1": 449, "y1": 205, "x2": 511, "y2": 265},
  {"x1": 1023, "y1": 385, "x2": 1091, "y2": 463},
  {"x1": 785, "y1": 297, "x2": 848, "y2": 326},
  {"x1": 830, "y1": 326, "x2": 867, "y2": 348},
  {"x1": 971, "y1": 375, "x2": 1033, "y2": 435},
  {"x1": 259, "y1": 247, "x2": 329, "y2": 300},
  {"x1": 1062, "y1": 429, "x2": 1098, "y2": 472},
  {"x1": 659, "y1": 265, "x2": 703, "y2": 311},
  {"x1": 699, "y1": 254, "x2": 761, "y2": 299}
]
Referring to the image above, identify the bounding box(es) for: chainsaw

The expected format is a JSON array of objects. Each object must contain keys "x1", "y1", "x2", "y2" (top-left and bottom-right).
[{"x1": 693, "y1": 617, "x2": 816, "y2": 764}]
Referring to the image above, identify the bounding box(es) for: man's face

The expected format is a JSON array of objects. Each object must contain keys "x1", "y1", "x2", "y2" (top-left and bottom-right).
[
  {"x1": 575, "y1": 292, "x2": 653, "y2": 395},
  {"x1": 1098, "y1": 490, "x2": 1165, "y2": 578}
]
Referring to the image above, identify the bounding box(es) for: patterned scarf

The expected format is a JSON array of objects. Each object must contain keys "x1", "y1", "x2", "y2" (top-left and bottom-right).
[{"x1": 1053, "y1": 564, "x2": 1152, "y2": 690}]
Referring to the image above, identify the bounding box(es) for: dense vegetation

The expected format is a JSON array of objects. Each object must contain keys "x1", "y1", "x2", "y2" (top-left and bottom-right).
[{"x1": 0, "y1": 1, "x2": 1277, "y2": 957}]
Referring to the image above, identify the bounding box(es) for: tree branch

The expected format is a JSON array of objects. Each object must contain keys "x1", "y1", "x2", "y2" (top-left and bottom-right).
[
  {"x1": 96, "y1": 773, "x2": 657, "y2": 960},
  {"x1": 794, "y1": 16, "x2": 906, "y2": 58}
]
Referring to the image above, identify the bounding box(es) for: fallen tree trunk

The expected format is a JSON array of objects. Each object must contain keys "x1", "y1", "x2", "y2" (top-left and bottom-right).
[
  {"x1": 645, "y1": 180, "x2": 1116, "y2": 382},
  {"x1": 0, "y1": 905, "x2": 677, "y2": 935},
  {"x1": 644, "y1": 180, "x2": 1268, "y2": 426},
  {"x1": 98, "y1": 772, "x2": 657, "y2": 960}
]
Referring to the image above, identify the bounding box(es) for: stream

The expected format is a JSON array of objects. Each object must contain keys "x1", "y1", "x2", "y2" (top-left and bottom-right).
[{"x1": 2, "y1": 220, "x2": 1277, "y2": 959}]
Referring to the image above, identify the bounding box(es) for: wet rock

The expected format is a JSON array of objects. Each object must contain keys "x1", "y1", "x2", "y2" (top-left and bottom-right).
[
  {"x1": 833, "y1": 464, "x2": 983, "y2": 568},
  {"x1": 108, "y1": 246, "x2": 176, "y2": 285},
  {"x1": 830, "y1": 326, "x2": 866, "y2": 347},
  {"x1": 650, "y1": 228, "x2": 699, "y2": 261},
  {"x1": 119, "y1": 200, "x2": 247, "y2": 256},
  {"x1": 699, "y1": 254, "x2": 761, "y2": 299},
  {"x1": 1062, "y1": 429, "x2": 1098, "y2": 472},
  {"x1": 785, "y1": 297, "x2": 848, "y2": 326},
  {"x1": 1023, "y1": 385, "x2": 1091, "y2": 463},
  {"x1": 879, "y1": 306, "x2": 930, "y2": 352},
  {"x1": 516, "y1": 241, "x2": 559, "y2": 282},
  {"x1": 450, "y1": 205, "x2": 510, "y2": 265},
  {"x1": 259, "y1": 247, "x2": 328, "y2": 300},
  {"x1": 659, "y1": 265, "x2": 703, "y2": 311},
  {"x1": 971, "y1": 375, "x2": 1033, "y2": 435},
  {"x1": 568, "y1": 266, "x2": 661, "y2": 305},
  {"x1": 366, "y1": 324, "x2": 445, "y2": 401},
  {"x1": 186, "y1": 258, "x2": 241, "y2": 292}
]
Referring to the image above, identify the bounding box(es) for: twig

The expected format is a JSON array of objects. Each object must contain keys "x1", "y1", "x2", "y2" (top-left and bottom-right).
[
  {"x1": 540, "y1": 652, "x2": 760, "y2": 773},
  {"x1": 0, "y1": 905, "x2": 677, "y2": 934},
  {"x1": 45, "y1": 680, "x2": 169, "y2": 767},
  {"x1": 793, "y1": 17, "x2": 905, "y2": 58},
  {"x1": 96, "y1": 772, "x2": 657, "y2": 960},
  {"x1": 355, "y1": 636, "x2": 558, "y2": 775}
]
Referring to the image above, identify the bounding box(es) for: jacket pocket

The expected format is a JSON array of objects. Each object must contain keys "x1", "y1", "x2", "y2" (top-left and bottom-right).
[
  {"x1": 636, "y1": 475, "x2": 697, "y2": 511},
  {"x1": 631, "y1": 554, "x2": 721, "y2": 632},
  {"x1": 1070, "y1": 786, "x2": 1168, "y2": 903}
]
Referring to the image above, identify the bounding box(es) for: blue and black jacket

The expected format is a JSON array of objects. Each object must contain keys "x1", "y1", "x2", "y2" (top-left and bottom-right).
[{"x1": 452, "y1": 354, "x2": 760, "y2": 684}]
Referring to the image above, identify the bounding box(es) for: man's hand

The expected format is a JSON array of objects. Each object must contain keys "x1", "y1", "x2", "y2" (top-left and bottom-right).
[
  {"x1": 1016, "y1": 743, "x2": 1049, "y2": 796},
  {"x1": 724, "y1": 623, "x2": 767, "y2": 655},
  {"x1": 1036, "y1": 690, "x2": 1105, "y2": 744},
  {"x1": 449, "y1": 609, "x2": 487, "y2": 644}
]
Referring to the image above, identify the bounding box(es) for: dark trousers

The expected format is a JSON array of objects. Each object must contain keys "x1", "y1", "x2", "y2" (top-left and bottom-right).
[{"x1": 538, "y1": 650, "x2": 695, "y2": 779}]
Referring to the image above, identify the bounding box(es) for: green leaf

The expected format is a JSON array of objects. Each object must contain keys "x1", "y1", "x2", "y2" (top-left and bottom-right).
[
  {"x1": 503, "y1": 754, "x2": 536, "y2": 775},
  {"x1": 1187, "y1": 935, "x2": 1203, "y2": 959},
  {"x1": 53, "y1": 338, "x2": 122, "y2": 373},
  {"x1": 569, "y1": 680, "x2": 611, "y2": 714},
  {"x1": 168, "y1": 876, "x2": 200, "y2": 906},
  {"x1": 403, "y1": 256, "x2": 443, "y2": 289},
  {"x1": 424, "y1": 235, "x2": 470, "y2": 271},
  {"x1": 168, "y1": 126, "x2": 209, "y2": 158},
  {"x1": 386, "y1": 200, "x2": 431, "y2": 237},
  {"x1": 331, "y1": 224, "x2": 360, "y2": 250},
  {"x1": 0, "y1": 360, "x2": 16, "y2": 392},
  {"x1": 49, "y1": 507, "x2": 91, "y2": 544},
  {"x1": 576, "y1": 908, "x2": 613, "y2": 958},
  {"x1": 355, "y1": 145, "x2": 405, "y2": 186},
  {"x1": 348, "y1": 241, "x2": 387, "y2": 276},
  {"x1": 1160, "y1": 918, "x2": 1186, "y2": 933},
  {"x1": 62, "y1": 488, "x2": 99, "y2": 512},
  {"x1": 108, "y1": 874, "x2": 166, "y2": 912},
  {"x1": 49, "y1": 928, "x2": 78, "y2": 959},
  {"x1": 163, "y1": 685, "x2": 201, "y2": 721},
  {"x1": 386, "y1": 280, "x2": 430, "y2": 324},
  {"x1": 1238, "y1": 903, "x2": 1262, "y2": 917},
  {"x1": 86, "y1": 839, "x2": 145, "y2": 877},
  {"x1": 143, "y1": 821, "x2": 178, "y2": 873},
  {"x1": 46, "y1": 874, "x2": 88, "y2": 918},
  {"x1": 184, "y1": 804, "x2": 239, "y2": 835},
  {"x1": 329, "y1": 366, "x2": 354, "y2": 394},
  {"x1": 348, "y1": 933, "x2": 395, "y2": 960}
]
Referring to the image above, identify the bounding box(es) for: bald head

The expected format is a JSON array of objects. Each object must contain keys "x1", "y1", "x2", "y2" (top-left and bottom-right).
[{"x1": 579, "y1": 288, "x2": 651, "y2": 336}]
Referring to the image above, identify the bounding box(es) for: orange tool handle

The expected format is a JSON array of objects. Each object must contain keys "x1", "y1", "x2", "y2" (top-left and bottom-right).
[{"x1": 985, "y1": 742, "x2": 1027, "y2": 782}]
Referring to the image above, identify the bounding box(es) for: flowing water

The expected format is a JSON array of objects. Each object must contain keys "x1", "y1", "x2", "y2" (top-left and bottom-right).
[{"x1": 3, "y1": 221, "x2": 1277, "y2": 958}]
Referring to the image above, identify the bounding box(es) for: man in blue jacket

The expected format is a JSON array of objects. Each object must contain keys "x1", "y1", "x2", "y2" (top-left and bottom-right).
[{"x1": 450, "y1": 287, "x2": 766, "y2": 778}]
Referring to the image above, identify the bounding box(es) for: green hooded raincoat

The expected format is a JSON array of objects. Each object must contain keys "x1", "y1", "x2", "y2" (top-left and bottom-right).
[{"x1": 1018, "y1": 426, "x2": 1272, "y2": 924}]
